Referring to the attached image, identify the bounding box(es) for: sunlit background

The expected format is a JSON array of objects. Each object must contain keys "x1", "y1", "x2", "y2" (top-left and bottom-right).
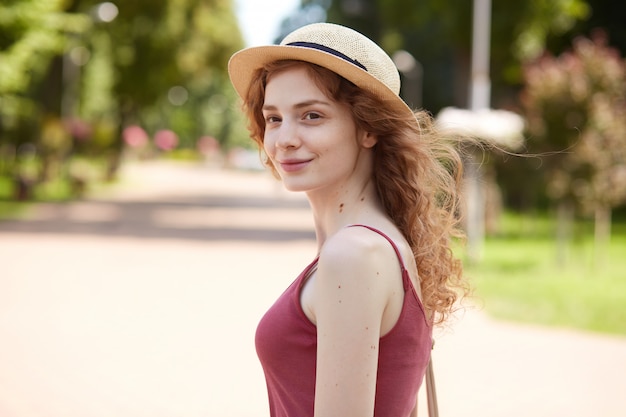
[
  {"x1": 0, "y1": 0, "x2": 625, "y2": 416},
  {"x1": 236, "y1": 0, "x2": 300, "y2": 46}
]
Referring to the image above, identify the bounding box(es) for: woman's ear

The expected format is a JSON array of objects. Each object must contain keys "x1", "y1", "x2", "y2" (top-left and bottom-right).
[{"x1": 360, "y1": 131, "x2": 378, "y2": 149}]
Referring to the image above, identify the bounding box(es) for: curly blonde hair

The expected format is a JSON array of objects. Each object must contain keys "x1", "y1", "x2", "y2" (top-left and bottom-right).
[{"x1": 242, "y1": 60, "x2": 468, "y2": 325}]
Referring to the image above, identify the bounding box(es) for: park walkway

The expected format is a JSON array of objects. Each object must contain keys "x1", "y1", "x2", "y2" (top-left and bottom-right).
[{"x1": 1, "y1": 160, "x2": 625, "y2": 417}]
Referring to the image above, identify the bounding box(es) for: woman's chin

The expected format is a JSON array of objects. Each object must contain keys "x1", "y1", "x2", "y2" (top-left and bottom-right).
[{"x1": 279, "y1": 178, "x2": 310, "y2": 193}]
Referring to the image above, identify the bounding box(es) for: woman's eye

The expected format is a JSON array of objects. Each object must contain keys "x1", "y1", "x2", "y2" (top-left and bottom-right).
[
  {"x1": 265, "y1": 115, "x2": 281, "y2": 124},
  {"x1": 304, "y1": 112, "x2": 321, "y2": 120}
]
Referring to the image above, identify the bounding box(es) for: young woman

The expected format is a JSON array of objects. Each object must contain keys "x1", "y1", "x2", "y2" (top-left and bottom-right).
[{"x1": 228, "y1": 22, "x2": 468, "y2": 417}]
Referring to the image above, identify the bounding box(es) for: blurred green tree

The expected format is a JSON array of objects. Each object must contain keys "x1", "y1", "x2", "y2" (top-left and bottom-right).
[
  {"x1": 0, "y1": 0, "x2": 91, "y2": 130},
  {"x1": 74, "y1": 0, "x2": 245, "y2": 178},
  {"x1": 0, "y1": 0, "x2": 245, "y2": 199},
  {"x1": 521, "y1": 34, "x2": 626, "y2": 262},
  {"x1": 0, "y1": 0, "x2": 91, "y2": 197}
]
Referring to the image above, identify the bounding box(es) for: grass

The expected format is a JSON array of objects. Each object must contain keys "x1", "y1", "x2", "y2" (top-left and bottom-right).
[
  {"x1": 0, "y1": 176, "x2": 29, "y2": 218},
  {"x1": 0, "y1": 175, "x2": 78, "y2": 218},
  {"x1": 465, "y1": 212, "x2": 626, "y2": 336},
  {"x1": 0, "y1": 157, "x2": 114, "y2": 219}
]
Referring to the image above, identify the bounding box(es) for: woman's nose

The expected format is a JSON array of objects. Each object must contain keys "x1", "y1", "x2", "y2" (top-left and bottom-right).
[{"x1": 275, "y1": 120, "x2": 300, "y2": 149}]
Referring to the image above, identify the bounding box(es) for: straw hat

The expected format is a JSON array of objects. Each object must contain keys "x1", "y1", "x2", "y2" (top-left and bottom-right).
[{"x1": 228, "y1": 22, "x2": 415, "y2": 121}]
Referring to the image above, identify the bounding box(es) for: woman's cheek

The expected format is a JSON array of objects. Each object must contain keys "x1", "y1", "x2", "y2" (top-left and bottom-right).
[{"x1": 263, "y1": 138, "x2": 273, "y2": 159}]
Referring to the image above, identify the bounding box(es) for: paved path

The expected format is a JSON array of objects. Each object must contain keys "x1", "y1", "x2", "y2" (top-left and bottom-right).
[{"x1": 0, "y1": 161, "x2": 625, "y2": 417}]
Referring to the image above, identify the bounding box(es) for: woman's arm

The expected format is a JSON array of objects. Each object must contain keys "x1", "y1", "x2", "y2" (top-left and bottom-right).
[{"x1": 310, "y1": 229, "x2": 398, "y2": 417}]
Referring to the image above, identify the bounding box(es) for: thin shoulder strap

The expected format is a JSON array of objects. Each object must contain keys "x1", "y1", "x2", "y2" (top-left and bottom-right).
[{"x1": 347, "y1": 224, "x2": 408, "y2": 273}]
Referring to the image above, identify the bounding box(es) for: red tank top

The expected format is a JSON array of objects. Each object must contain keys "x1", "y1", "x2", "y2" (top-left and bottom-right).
[{"x1": 255, "y1": 225, "x2": 432, "y2": 417}]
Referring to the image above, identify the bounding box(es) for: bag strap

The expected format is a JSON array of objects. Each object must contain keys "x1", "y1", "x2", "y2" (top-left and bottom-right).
[
  {"x1": 425, "y1": 356, "x2": 439, "y2": 417},
  {"x1": 410, "y1": 341, "x2": 439, "y2": 417}
]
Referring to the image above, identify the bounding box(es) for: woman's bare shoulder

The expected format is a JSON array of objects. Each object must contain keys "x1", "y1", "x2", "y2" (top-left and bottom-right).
[{"x1": 316, "y1": 225, "x2": 402, "y2": 284}]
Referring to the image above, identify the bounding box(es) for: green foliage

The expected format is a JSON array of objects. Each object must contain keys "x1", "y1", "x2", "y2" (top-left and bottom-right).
[
  {"x1": 0, "y1": 0, "x2": 91, "y2": 92},
  {"x1": 0, "y1": 0, "x2": 246, "y2": 200},
  {"x1": 0, "y1": 0, "x2": 91, "y2": 132},
  {"x1": 514, "y1": 0, "x2": 590, "y2": 61},
  {"x1": 521, "y1": 34, "x2": 626, "y2": 213},
  {"x1": 468, "y1": 212, "x2": 626, "y2": 335}
]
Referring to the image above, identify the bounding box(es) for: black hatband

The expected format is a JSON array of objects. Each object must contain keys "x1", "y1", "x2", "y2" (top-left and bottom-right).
[{"x1": 286, "y1": 41, "x2": 367, "y2": 71}]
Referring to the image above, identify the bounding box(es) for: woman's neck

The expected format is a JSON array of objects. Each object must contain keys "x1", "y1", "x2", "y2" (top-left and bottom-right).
[{"x1": 306, "y1": 178, "x2": 385, "y2": 248}]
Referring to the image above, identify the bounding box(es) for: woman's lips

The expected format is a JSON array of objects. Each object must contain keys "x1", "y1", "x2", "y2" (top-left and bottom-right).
[{"x1": 278, "y1": 159, "x2": 311, "y2": 173}]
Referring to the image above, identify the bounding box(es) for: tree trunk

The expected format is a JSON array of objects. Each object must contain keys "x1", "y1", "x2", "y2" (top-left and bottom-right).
[
  {"x1": 594, "y1": 205, "x2": 611, "y2": 269},
  {"x1": 555, "y1": 201, "x2": 573, "y2": 267}
]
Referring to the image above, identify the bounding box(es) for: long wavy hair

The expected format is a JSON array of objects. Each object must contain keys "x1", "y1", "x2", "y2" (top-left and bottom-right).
[{"x1": 242, "y1": 60, "x2": 468, "y2": 325}]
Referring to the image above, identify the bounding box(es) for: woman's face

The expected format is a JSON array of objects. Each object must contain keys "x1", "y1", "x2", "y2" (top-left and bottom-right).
[{"x1": 262, "y1": 66, "x2": 376, "y2": 193}]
